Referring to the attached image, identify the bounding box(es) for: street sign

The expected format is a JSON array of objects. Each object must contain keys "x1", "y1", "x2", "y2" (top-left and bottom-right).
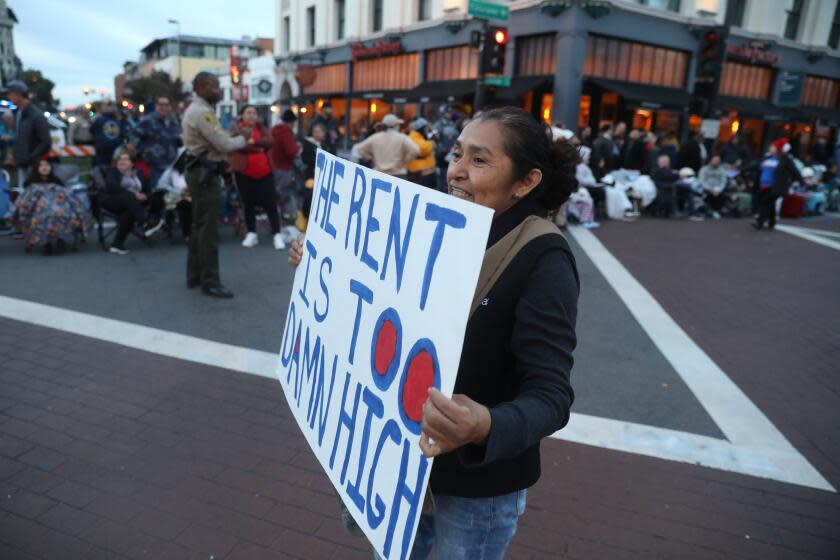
[
  {"x1": 485, "y1": 76, "x2": 510, "y2": 87},
  {"x1": 777, "y1": 71, "x2": 805, "y2": 107},
  {"x1": 468, "y1": 0, "x2": 509, "y2": 21}
]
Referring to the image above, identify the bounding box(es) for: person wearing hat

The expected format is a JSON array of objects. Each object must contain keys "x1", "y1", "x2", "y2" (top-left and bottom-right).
[
  {"x1": 406, "y1": 117, "x2": 437, "y2": 189},
  {"x1": 270, "y1": 109, "x2": 302, "y2": 198},
  {"x1": 307, "y1": 101, "x2": 339, "y2": 154},
  {"x1": 353, "y1": 113, "x2": 419, "y2": 179},
  {"x1": 3, "y1": 80, "x2": 51, "y2": 188},
  {"x1": 753, "y1": 137, "x2": 802, "y2": 230}
]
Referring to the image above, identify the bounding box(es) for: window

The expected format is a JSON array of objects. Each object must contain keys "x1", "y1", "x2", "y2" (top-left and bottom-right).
[
  {"x1": 336, "y1": 0, "x2": 346, "y2": 40},
  {"x1": 283, "y1": 16, "x2": 290, "y2": 52},
  {"x1": 418, "y1": 0, "x2": 431, "y2": 21},
  {"x1": 307, "y1": 7, "x2": 316, "y2": 47},
  {"x1": 784, "y1": 0, "x2": 804, "y2": 40},
  {"x1": 730, "y1": 0, "x2": 747, "y2": 26},
  {"x1": 583, "y1": 35, "x2": 689, "y2": 88},
  {"x1": 829, "y1": 1, "x2": 840, "y2": 49},
  {"x1": 373, "y1": 0, "x2": 384, "y2": 32},
  {"x1": 636, "y1": 0, "x2": 681, "y2": 11}
]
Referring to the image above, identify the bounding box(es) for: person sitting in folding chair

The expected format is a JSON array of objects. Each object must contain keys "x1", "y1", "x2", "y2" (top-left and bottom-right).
[{"x1": 101, "y1": 152, "x2": 156, "y2": 254}]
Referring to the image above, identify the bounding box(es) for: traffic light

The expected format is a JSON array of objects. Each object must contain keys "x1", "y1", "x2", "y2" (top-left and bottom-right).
[
  {"x1": 482, "y1": 26, "x2": 508, "y2": 74},
  {"x1": 230, "y1": 46, "x2": 243, "y2": 85},
  {"x1": 693, "y1": 27, "x2": 726, "y2": 102}
]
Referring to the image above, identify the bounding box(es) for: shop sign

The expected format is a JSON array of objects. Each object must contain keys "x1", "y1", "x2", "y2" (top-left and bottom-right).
[
  {"x1": 777, "y1": 71, "x2": 805, "y2": 107},
  {"x1": 351, "y1": 38, "x2": 403, "y2": 61},
  {"x1": 362, "y1": 92, "x2": 385, "y2": 99},
  {"x1": 640, "y1": 101, "x2": 662, "y2": 109},
  {"x1": 700, "y1": 118, "x2": 720, "y2": 138},
  {"x1": 726, "y1": 42, "x2": 779, "y2": 66}
]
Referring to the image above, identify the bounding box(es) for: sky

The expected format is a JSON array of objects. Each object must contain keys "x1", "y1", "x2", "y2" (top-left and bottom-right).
[{"x1": 12, "y1": 0, "x2": 274, "y2": 108}]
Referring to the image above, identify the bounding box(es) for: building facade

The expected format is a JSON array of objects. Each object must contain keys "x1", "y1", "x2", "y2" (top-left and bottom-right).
[
  {"x1": 130, "y1": 35, "x2": 268, "y2": 85},
  {"x1": 0, "y1": 0, "x2": 19, "y2": 86},
  {"x1": 274, "y1": 0, "x2": 840, "y2": 156}
]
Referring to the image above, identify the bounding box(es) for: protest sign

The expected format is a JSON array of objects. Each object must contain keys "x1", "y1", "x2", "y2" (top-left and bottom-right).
[{"x1": 277, "y1": 150, "x2": 493, "y2": 559}]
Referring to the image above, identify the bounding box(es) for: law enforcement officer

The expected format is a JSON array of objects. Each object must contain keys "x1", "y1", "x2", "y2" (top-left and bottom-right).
[{"x1": 182, "y1": 72, "x2": 250, "y2": 298}]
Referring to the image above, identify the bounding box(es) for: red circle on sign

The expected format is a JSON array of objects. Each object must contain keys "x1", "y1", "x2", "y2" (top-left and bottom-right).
[
  {"x1": 401, "y1": 350, "x2": 435, "y2": 422},
  {"x1": 374, "y1": 320, "x2": 398, "y2": 376}
]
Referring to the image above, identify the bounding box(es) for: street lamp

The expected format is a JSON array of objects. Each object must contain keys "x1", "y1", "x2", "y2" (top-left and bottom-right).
[{"x1": 168, "y1": 18, "x2": 181, "y2": 83}]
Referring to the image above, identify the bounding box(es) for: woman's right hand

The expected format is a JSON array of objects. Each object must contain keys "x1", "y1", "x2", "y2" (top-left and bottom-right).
[
  {"x1": 135, "y1": 192, "x2": 147, "y2": 202},
  {"x1": 287, "y1": 234, "x2": 305, "y2": 268}
]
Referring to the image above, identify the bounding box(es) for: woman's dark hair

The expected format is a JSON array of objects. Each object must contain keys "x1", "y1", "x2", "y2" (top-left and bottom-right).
[
  {"x1": 473, "y1": 106, "x2": 580, "y2": 211},
  {"x1": 25, "y1": 161, "x2": 63, "y2": 186},
  {"x1": 239, "y1": 104, "x2": 256, "y2": 116}
]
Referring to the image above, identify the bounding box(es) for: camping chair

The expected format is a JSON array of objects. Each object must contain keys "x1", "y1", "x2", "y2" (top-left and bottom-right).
[{"x1": 89, "y1": 166, "x2": 149, "y2": 250}]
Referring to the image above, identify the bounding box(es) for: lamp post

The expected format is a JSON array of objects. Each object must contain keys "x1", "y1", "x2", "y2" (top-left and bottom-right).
[{"x1": 168, "y1": 19, "x2": 181, "y2": 83}]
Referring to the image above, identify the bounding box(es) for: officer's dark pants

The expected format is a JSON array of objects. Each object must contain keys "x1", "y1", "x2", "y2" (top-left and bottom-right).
[{"x1": 186, "y1": 168, "x2": 221, "y2": 288}]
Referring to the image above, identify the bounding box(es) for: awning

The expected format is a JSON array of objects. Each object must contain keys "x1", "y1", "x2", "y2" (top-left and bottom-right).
[
  {"x1": 403, "y1": 80, "x2": 477, "y2": 103},
  {"x1": 585, "y1": 78, "x2": 690, "y2": 110},
  {"x1": 718, "y1": 96, "x2": 788, "y2": 121},
  {"x1": 495, "y1": 76, "x2": 553, "y2": 100}
]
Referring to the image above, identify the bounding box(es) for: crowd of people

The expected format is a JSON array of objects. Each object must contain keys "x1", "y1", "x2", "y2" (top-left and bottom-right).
[
  {"x1": 2, "y1": 72, "x2": 840, "y2": 262},
  {"x1": 553, "y1": 120, "x2": 840, "y2": 229}
]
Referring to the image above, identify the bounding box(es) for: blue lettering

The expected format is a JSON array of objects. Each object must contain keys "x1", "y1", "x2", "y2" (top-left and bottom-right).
[
  {"x1": 348, "y1": 279, "x2": 373, "y2": 365},
  {"x1": 346, "y1": 387, "x2": 384, "y2": 513},
  {"x1": 285, "y1": 319, "x2": 302, "y2": 386},
  {"x1": 307, "y1": 352, "x2": 338, "y2": 447},
  {"x1": 314, "y1": 257, "x2": 332, "y2": 323},
  {"x1": 323, "y1": 160, "x2": 344, "y2": 239},
  {"x1": 420, "y1": 204, "x2": 466, "y2": 310},
  {"x1": 380, "y1": 188, "x2": 419, "y2": 292},
  {"x1": 279, "y1": 302, "x2": 296, "y2": 368},
  {"x1": 345, "y1": 167, "x2": 367, "y2": 255},
  {"x1": 361, "y1": 178, "x2": 393, "y2": 273},
  {"x1": 384, "y1": 440, "x2": 429, "y2": 559},
  {"x1": 313, "y1": 156, "x2": 331, "y2": 227},
  {"x1": 366, "y1": 419, "x2": 401, "y2": 530},
  {"x1": 297, "y1": 328, "x2": 320, "y2": 406},
  {"x1": 298, "y1": 239, "x2": 318, "y2": 308},
  {"x1": 328, "y1": 373, "x2": 362, "y2": 485}
]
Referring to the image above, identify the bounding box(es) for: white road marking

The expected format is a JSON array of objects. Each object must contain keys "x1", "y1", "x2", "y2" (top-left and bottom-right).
[
  {"x1": 0, "y1": 228, "x2": 834, "y2": 493},
  {"x1": 775, "y1": 224, "x2": 840, "y2": 250},
  {"x1": 0, "y1": 295, "x2": 278, "y2": 380},
  {"x1": 565, "y1": 227, "x2": 833, "y2": 492}
]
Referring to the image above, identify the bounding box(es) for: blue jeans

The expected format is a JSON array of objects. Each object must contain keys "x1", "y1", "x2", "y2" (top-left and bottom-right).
[{"x1": 374, "y1": 490, "x2": 527, "y2": 560}]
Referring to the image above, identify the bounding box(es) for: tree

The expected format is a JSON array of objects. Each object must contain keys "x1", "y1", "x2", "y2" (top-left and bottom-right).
[
  {"x1": 123, "y1": 71, "x2": 187, "y2": 107},
  {"x1": 22, "y1": 69, "x2": 60, "y2": 109}
]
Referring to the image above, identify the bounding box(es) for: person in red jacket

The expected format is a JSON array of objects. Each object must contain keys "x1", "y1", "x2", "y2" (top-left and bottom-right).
[
  {"x1": 270, "y1": 109, "x2": 302, "y2": 210},
  {"x1": 230, "y1": 105, "x2": 285, "y2": 249}
]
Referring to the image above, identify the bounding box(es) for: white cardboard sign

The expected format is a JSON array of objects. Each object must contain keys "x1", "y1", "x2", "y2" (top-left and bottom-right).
[{"x1": 276, "y1": 150, "x2": 492, "y2": 559}]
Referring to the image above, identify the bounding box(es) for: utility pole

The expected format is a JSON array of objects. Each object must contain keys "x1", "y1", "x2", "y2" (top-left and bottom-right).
[
  {"x1": 168, "y1": 19, "x2": 182, "y2": 84},
  {"x1": 473, "y1": 19, "x2": 488, "y2": 112}
]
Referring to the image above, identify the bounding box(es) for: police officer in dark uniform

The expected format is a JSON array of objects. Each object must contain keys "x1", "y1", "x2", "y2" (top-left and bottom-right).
[{"x1": 181, "y1": 72, "x2": 250, "y2": 298}]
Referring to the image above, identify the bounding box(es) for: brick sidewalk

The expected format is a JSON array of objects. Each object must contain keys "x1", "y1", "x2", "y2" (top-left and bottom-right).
[
  {"x1": 1, "y1": 315, "x2": 838, "y2": 559},
  {"x1": 3, "y1": 213, "x2": 840, "y2": 559}
]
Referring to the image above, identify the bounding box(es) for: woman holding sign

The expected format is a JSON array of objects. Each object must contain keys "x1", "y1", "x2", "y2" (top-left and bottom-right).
[{"x1": 289, "y1": 106, "x2": 579, "y2": 559}]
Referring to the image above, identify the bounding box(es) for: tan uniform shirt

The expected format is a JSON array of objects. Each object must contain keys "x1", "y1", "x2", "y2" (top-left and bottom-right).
[
  {"x1": 181, "y1": 96, "x2": 246, "y2": 162},
  {"x1": 354, "y1": 129, "x2": 420, "y2": 176}
]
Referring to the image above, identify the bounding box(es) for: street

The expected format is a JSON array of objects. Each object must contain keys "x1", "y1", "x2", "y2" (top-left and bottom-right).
[{"x1": 1, "y1": 214, "x2": 838, "y2": 559}]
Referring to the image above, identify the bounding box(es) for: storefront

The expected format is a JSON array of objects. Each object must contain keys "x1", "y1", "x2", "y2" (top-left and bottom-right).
[{"x1": 276, "y1": 2, "x2": 840, "y2": 151}]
